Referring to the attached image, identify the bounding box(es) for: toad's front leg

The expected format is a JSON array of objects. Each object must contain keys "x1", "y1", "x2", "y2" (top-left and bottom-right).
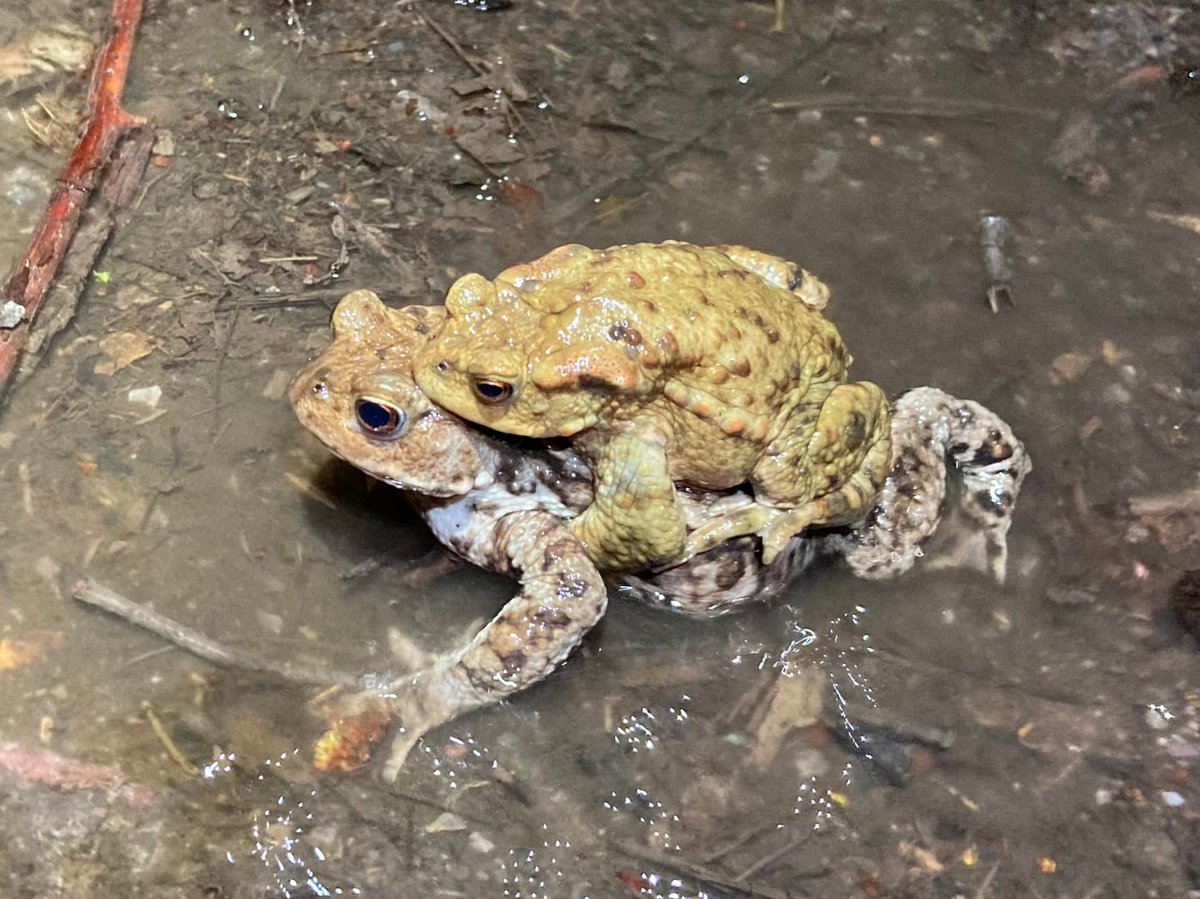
[
  {"x1": 568, "y1": 427, "x2": 688, "y2": 571},
  {"x1": 315, "y1": 510, "x2": 606, "y2": 779}
]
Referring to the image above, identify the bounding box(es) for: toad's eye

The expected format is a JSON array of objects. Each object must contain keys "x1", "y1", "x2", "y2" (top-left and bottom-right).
[
  {"x1": 471, "y1": 378, "x2": 514, "y2": 405},
  {"x1": 354, "y1": 398, "x2": 407, "y2": 438}
]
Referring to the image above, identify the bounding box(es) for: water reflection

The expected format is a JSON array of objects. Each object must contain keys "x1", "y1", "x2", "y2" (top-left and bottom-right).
[{"x1": 207, "y1": 750, "x2": 363, "y2": 898}]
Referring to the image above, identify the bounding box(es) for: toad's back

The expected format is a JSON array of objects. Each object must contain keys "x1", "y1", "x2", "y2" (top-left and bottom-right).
[{"x1": 417, "y1": 241, "x2": 851, "y2": 460}]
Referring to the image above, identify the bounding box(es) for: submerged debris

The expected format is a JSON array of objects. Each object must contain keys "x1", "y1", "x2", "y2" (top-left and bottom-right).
[
  {"x1": 979, "y1": 213, "x2": 1014, "y2": 313},
  {"x1": 1130, "y1": 488, "x2": 1200, "y2": 554},
  {"x1": 1170, "y1": 569, "x2": 1200, "y2": 641},
  {"x1": 1147, "y1": 210, "x2": 1200, "y2": 236}
]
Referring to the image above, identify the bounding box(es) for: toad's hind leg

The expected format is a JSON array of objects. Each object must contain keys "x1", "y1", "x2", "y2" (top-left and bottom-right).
[
  {"x1": 755, "y1": 381, "x2": 892, "y2": 562},
  {"x1": 678, "y1": 381, "x2": 891, "y2": 565},
  {"x1": 825, "y1": 387, "x2": 1030, "y2": 582},
  {"x1": 314, "y1": 510, "x2": 607, "y2": 780},
  {"x1": 715, "y1": 245, "x2": 830, "y2": 312},
  {"x1": 568, "y1": 430, "x2": 688, "y2": 571}
]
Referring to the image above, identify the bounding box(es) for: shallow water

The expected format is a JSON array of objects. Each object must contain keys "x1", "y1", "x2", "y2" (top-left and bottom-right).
[{"x1": 1, "y1": 0, "x2": 1199, "y2": 896}]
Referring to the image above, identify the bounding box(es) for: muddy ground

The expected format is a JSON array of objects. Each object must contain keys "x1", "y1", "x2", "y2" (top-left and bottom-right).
[{"x1": 1, "y1": 0, "x2": 1200, "y2": 896}]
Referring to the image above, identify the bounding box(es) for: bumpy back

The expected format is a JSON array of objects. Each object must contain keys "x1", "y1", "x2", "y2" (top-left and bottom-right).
[{"x1": 415, "y1": 242, "x2": 851, "y2": 439}]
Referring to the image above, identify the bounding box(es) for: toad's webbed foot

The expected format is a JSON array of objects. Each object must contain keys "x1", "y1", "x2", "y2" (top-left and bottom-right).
[
  {"x1": 836, "y1": 387, "x2": 1031, "y2": 582},
  {"x1": 314, "y1": 510, "x2": 607, "y2": 779}
]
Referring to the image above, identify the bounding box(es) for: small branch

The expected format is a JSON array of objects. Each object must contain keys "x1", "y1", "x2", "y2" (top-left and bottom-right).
[
  {"x1": 141, "y1": 700, "x2": 202, "y2": 776},
  {"x1": 766, "y1": 94, "x2": 1060, "y2": 121},
  {"x1": 609, "y1": 839, "x2": 793, "y2": 899},
  {"x1": 735, "y1": 831, "x2": 813, "y2": 882},
  {"x1": 973, "y1": 861, "x2": 1001, "y2": 899},
  {"x1": 17, "y1": 127, "x2": 155, "y2": 380},
  {"x1": 72, "y1": 578, "x2": 360, "y2": 688},
  {"x1": 0, "y1": 0, "x2": 148, "y2": 398}
]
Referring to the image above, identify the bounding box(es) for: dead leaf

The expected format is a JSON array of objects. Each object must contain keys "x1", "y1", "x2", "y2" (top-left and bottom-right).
[
  {"x1": 750, "y1": 666, "x2": 827, "y2": 769},
  {"x1": 425, "y1": 812, "x2": 467, "y2": 833},
  {"x1": 0, "y1": 633, "x2": 65, "y2": 672},
  {"x1": 0, "y1": 24, "x2": 91, "y2": 84},
  {"x1": 1148, "y1": 210, "x2": 1200, "y2": 236},
  {"x1": 1078, "y1": 416, "x2": 1103, "y2": 442},
  {"x1": 1049, "y1": 350, "x2": 1092, "y2": 385},
  {"x1": 899, "y1": 840, "x2": 945, "y2": 874},
  {"x1": 1099, "y1": 339, "x2": 1128, "y2": 366},
  {"x1": 1130, "y1": 487, "x2": 1200, "y2": 554},
  {"x1": 497, "y1": 179, "x2": 544, "y2": 218},
  {"x1": 455, "y1": 126, "x2": 525, "y2": 166},
  {"x1": 95, "y1": 331, "x2": 154, "y2": 375}
]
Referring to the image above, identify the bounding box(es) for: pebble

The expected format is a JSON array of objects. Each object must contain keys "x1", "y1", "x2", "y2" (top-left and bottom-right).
[
  {"x1": 1145, "y1": 705, "x2": 1174, "y2": 731},
  {"x1": 468, "y1": 832, "x2": 495, "y2": 853}
]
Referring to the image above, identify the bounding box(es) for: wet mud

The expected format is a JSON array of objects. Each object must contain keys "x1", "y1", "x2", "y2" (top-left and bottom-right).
[{"x1": 1, "y1": 1, "x2": 1199, "y2": 896}]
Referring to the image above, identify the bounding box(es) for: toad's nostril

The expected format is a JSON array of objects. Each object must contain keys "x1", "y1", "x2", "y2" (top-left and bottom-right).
[{"x1": 436, "y1": 360, "x2": 450, "y2": 372}]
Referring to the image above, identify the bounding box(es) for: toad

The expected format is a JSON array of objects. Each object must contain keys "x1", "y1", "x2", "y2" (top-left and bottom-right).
[
  {"x1": 412, "y1": 242, "x2": 893, "y2": 571},
  {"x1": 290, "y1": 290, "x2": 1030, "y2": 777}
]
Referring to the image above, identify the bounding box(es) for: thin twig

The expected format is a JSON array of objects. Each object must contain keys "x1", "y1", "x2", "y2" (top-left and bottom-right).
[
  {"x1": 735, "y1": 831, "x2": 812, "y2": 882},
  {"x1": 701, "y1": 821, "x2": 781, "y2": 865},
  {"x1": 72, "y1": 577, "x2": 360, "y2": 688},
  {"x1": 973, "y1": 861, "x2": 1000, "y2": 899},
  {"x1": 142, "y1": 700, "x2": 202, "y2": 776},
  {"x1": 209, "y1": 296, "x2": 240, "y2": 436},
  {"x1": 766, "y1": 94, "x2": 1059, "y2": 121},
  {"x1": 609, "y1": 838, "x2": 791, "y2": 899},
  {"x1": 16, "y1": 127, "x2": 155, "y2": 380},
  {"x1": 416, "y1": 10, "x2": 527, "y2": 133}
]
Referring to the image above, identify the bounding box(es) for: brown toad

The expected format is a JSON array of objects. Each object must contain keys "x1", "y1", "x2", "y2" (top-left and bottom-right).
[
  {"x1": 412, "y1": 242, "x2": 892, "y2": 571},
  {"x1": 290, "y1": 290, "x2": 1030, "y2": 776}
]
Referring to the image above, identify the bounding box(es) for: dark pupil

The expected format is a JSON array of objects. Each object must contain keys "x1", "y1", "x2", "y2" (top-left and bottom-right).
[
  {"x1": 477, "y1": 381, "x2": 508, "y2": 399},
  {"x1": 356, "y1": 399, "x2": 397, "y2": 432}
]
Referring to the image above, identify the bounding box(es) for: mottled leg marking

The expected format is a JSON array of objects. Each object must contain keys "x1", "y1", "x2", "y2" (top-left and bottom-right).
[
  {"x1": 326, "y1": 510, "x2": 607, "y2": 780},
  {"x1": 569, "y1": 430, "x2": 687, "y2": 570},
  {"x1": 836, "y1": 387, "x2": 1031, "y2": 582},
  {"x1": 715, "y1": 245, "x2": 830, "y2": 311},
  {"x1": 614, "y1": 536, "x2": 817, "y2": 618}
]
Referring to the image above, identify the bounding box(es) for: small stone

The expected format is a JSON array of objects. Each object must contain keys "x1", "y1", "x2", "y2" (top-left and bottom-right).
[
  {"x1": 151, "y1": 130, "x2": 176, "y2": 157},
  {"x1": 256, "y1": 611, "x2": 284, "y2": 636},
  {"x1": 425, "y1": 812, "x2": 466, "y2": 833},
  {"x1": 114, "y1": 284, "x2": 153, "y2": 310},
  {"x1": 1162, "y1": 791, "x2": 1185, "y2": 807},
  {"x1": 1102, "y1": 382, "x2": 1132, "y2": 405},
  {"x1": 1165, "y1": 735, "x2": 1198, "y2": 760},
  {"x1": 468, "y1": 832, "x2": 494, "y2": 853},
  {"x1": 192, "y1": 180, "x2": 220, "y2": 200},
  {"x1": 127, "y1": 386, "x2": 162, "y2": 408},
  {"x1": 285, "y1": 185, "x2": 315, "y2": 205},
  {"x1": 1145, "y1": 705, "x2": 1174, "y2": 731},
  {"x1": 1050, "y1": 351, "x2": 1092, "y2": 385}
]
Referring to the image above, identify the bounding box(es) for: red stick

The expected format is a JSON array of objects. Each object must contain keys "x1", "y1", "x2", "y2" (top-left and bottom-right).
[{"x1": 0, "y1": 0, "x2": 147, "y2": 394}]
